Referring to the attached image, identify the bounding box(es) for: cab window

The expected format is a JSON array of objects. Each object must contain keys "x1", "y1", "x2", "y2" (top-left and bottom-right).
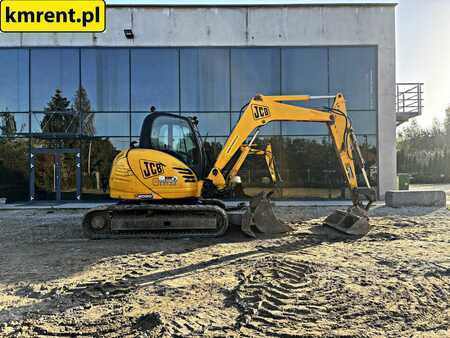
[{"x1": 150, "y1": 115, "x2": 200, "y2": 167}]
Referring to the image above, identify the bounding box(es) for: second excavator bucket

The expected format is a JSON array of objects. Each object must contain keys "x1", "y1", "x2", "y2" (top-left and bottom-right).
[
  {"x1": 323, "y1": 206, "x2": 371, "y2": 236},
  {"x1": 245, "y1": 191, "x2": 293, "y2": 237}
]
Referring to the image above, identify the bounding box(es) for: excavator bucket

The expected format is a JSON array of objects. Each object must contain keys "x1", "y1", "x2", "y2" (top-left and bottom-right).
[
  {"x1": 247, "y1": 191, "x2": 293, "y2": 236},
  {"x1": 323, "y1": 206, "x2": 371, "y2": 236}
]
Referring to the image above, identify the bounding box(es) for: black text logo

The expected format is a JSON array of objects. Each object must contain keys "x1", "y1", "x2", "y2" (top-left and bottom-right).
[
  {"x1": 140, "y1": 160, "x2": 165, "y2": 178},
  {"x1": 252, "y1": 105, "x2": 271, "y2": 120}
]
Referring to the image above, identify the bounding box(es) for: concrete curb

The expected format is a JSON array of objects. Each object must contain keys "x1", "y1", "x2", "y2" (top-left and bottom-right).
[{"x1": 385, "y1": 190, "x2": 447, "y2": 208}]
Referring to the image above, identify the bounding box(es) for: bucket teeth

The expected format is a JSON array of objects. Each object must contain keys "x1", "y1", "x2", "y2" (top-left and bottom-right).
[
  {"x1": 323, "y1": 206, "x2": 371, "y2": 236},
  {"x1": 248, "y1": 191, "x2": 293, "y2": 235},
  {"x1": 239, "y1": 206, "x2": 256, "y2": 238},
  {"x1": 241, "y1": 222, "x2": 257, "y2": 238}
]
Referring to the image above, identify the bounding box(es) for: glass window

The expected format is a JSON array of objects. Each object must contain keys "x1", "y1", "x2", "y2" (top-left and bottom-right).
[
  {"x1": 81, "y1": 48, "x2": 129, "y2": 111},
  {"x1": 180, "y1": 48, "x2": 230, "y2": 111},
  {"x1": 356, "y1": 134, "x2": 378, "y2": 187},
  {"x1": 182, "y1": 112, "x2": 230, "y2": 136},
  {"x1": 0, "y1": 49, "x2": 28, "y2": 112},
  {"x1": 33, "y1": 111, "x2": 129, "y2": 137},
  {"x1": 31, "y1": 48, "x2": 79, "y2": 112},
  {"x1": 82, "y1": 112, "x2": 130, "y2": 136},
  {"x1": 81, "y1": 138, "x2": 127, "y2": 199},
  {"x1": 281, "y1": 48, "x2": 329, "y2": 108},
  {"x1": 326, "y1": 133, "x2": 378, "y2": 191},
  {"x1": 201, "y1": 136, "x2": 227, "y2": 172},
  {"x1": 131, "y1": 112, "x2": 150, "y2": 137},
  {"x1": 201, "y1": 136, "x2": 227, "y2": 157},
  {"x1": 280, "y1": 48, "x2": 330, "y2": 136},
  {"x1": 0, "y1": 113, "x2": 29, "y2": 136},
  {"x1": 329, "y1": 47, "x2": 377, "y2": 110},
  {"x1": 148, "y1": 115, "x2": 200, "y2": 167},
  {"x1": 131, "y1": 48, "x2": 179, "y2": 112},
  {"x1": 281, "y1": 111, "x2": 376, "y2": 136},
  {"x1": 237, "y1": 136, "x2": 283, "y2": 196},
  {"x1": 0, "y1": 138, "x2": 29, "y2": 201},
  {"x1": 348, "y1": 110, "x2": 377, "y2": 135},
  {"x1": 109, "y1": 137, "x2": 131, "y2": 151},
  {"x1": 278, "y1": 136, "x2": 346, "y2": 199},
  {"x1": 231, "y1": 48, "x2": 281, "y2": 110},
  {"x1": 282, "y1": 122, "x2": 328, "y2": 136},
  {"x1": 31, "y1": 112, "x2": 81, "y2": 134}
]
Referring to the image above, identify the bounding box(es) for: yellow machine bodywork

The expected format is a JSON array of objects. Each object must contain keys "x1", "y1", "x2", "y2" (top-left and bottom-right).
[{"x1": 110, "y1": 148, "x2": 203, "y2": 200}]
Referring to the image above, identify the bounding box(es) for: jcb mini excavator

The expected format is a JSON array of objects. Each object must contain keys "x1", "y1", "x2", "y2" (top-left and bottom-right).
[{"x1": 83, "y1": 93, "x2": 376, "y2": 239}]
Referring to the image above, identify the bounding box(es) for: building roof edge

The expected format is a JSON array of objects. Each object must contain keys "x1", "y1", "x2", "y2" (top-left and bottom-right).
[{"x1": 106, "y1": 1, "x2": 398, "y2": 8}]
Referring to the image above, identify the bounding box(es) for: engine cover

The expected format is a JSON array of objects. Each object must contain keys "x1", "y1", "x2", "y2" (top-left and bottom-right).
[{"x1": 109, "y1": 148, "x2": 202, "y2": 200}]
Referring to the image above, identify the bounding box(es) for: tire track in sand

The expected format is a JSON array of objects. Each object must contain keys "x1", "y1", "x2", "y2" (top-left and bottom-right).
[{"x1": 233, "y1": 256, "x2": 450, "y2": 337}]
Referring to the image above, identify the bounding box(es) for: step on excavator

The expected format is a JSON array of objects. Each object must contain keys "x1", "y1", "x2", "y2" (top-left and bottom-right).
[{"x1": 83, "y1": 93, "x2": 376, "y2": 239}]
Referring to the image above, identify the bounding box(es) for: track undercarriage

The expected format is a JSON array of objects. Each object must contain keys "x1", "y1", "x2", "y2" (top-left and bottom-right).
[
  {"x1": 82, "y1": 192, "x2": 292, "y2": 239},
  {"x1": 83, "y1": 189, "x2": 374, "y2": 240},
  {"x1": 83, "y1": 202, "x2": 231, "y2": 240}
]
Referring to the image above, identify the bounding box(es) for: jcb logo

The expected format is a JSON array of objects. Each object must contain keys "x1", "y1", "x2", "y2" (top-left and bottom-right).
[
  {"x1": 252, "y1": 105, "x2": 271, "y2": 120},
  {"x1": 140, "y1": 160, "x2": 165, "y2": 178}
]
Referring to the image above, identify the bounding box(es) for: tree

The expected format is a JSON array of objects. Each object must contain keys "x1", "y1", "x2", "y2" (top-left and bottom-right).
[
  {"x1": 40, "y1": 89, "x2": 78, "y2": 134},
  {"x1": 397, "y1": 113, "x2": 450, "y2": 183},
  {"x1": 0, "y1": 138, "x2": 29, "y2": 201},
  {"x1": 445, "y1": 106, "x2": 450, "y2": 143},
  {"x1": 73, "y1": 86, "x2": 95, "y2": 136},
  {"x1": 0, "y1": 110, "x2": 16, "y2": 136}
]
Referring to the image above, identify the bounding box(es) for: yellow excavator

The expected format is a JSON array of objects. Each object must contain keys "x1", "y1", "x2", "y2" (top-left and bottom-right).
[{"x1": 83, "y1": 93, "x2": 376, "y2": 239}]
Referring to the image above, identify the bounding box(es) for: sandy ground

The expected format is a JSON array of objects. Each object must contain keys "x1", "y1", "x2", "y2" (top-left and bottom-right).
[{"x1": 0, "y1": 206, "x2": 449, "y2": 337}]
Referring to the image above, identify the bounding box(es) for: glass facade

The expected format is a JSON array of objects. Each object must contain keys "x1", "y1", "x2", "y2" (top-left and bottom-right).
[{"x1": 0, "y1": 47, "x2": 377, "y2": 201}]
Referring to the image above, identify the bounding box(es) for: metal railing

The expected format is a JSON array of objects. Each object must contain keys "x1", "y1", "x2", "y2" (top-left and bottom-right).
[{"x1": 396, "y1": 83, "x2": 424, "y2": 125}]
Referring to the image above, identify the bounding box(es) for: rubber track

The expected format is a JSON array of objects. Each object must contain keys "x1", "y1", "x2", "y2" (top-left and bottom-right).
[{"x1": 82, "y1": 204, "x2": 229, "y2": 240}]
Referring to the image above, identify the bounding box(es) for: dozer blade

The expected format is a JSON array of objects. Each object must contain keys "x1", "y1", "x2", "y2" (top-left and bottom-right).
[
  {"x1": 250, "y1": 191, "x2": 293, "y2": 235},
  {"x1": 323, "y1": 206, "x2": 371, "y2": 236}
]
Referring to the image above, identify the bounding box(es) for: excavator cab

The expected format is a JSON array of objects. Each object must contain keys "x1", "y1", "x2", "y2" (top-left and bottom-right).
[{"x1": 139, "y1": 113, "x2": 207, "y2": 178}]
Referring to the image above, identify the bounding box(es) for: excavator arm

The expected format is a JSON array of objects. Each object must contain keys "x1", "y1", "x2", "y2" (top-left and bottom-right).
[
  {"x1": 207, "y1": 93, "x2": 374, "y2": 206},
  {"x1": 256, "y1": 143, "x2": 280, "y2": 184},
  {"x1": 228, "y1": 143, "x2": 280, "y2": 185}
]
